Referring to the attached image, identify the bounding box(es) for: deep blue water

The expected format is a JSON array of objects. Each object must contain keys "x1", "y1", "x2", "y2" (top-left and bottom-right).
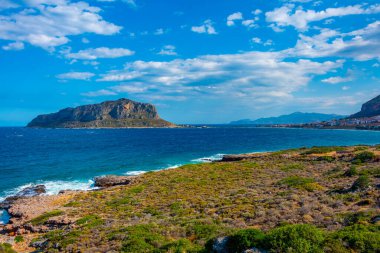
[{"x1": 2, "y1": 126, "x2": 380, "y2": 202}]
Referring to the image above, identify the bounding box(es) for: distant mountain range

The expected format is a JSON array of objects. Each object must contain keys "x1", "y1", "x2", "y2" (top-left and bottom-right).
[
  {"x1": 230, "y1": 112, "x2": 346, "y2": 125},
  {"x1": 27, "y1": 98, "x2": 175, "y2": 128}
]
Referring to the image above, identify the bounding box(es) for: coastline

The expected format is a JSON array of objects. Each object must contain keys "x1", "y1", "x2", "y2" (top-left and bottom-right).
[{"x1": 1, "y1": 144, "x2": 379, "y2": 252}]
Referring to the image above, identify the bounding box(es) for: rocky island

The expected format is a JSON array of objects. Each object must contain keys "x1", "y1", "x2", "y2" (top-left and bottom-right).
[
  {"x1": 1, "y1": 145, "x2": 379, "y2": 252},
  {"x1": 27, "y1": 98, "x2": 175, "y2": 128}
]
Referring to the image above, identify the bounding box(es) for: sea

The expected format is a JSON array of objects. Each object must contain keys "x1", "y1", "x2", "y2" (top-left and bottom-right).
[{"x1": 2, "y1": 126, "x2": 380, "y2": 224}]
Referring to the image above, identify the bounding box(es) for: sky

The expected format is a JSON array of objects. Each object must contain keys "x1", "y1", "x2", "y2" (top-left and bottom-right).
[{"x1": 0, "y1": 0, "x2": 379, "y2": 125}]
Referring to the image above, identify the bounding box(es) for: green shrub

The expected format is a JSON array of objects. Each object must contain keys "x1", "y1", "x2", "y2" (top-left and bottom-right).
[
  {"x1": 302, "y1": 146, "x2": 345, "y2": 155},
  {"x1": 267, "y1": 224, "x2": 325, "y2": 253},
  {"x1": 227, "y1": 229, "x2": 266, "y2": 253},
  {"x1": 353, "y1": 151, "x2": 375, "y2": 164},
  {"x1": 121, "y1": 224, "x2": 166, "y2": 253},
  {"x1": 76, "y1": 214, "x2": 103, "y2": 228},
  {"x1": 280, "y1": 163, "x2": 305, "y2": 171},
  {"x1": 351, "y1": 175, "x2": 370, "y2": 191},
  {"x1": 0, "y1": 243, "x2": 17, "y2": 253},
  {"x1": 161, "y1": 239, "x2": 203, "y2": 253},
  {"x1": 317, "y1": 156, "x2": 335, "y2": 162},
  {"x1": 14, "y1": 235, "x2": 24, "y2": 243},
  {"x1": 344, "y1": 166, "x2": 357, "y2": 177},
  {"x1": 29, "y1": 210, "x2": 64, "y2": 225},
  {"x1": 279, "y1": 176, "x2": 321, "y2": 191},
  {"x1": 330, "y1": 224, "x2": 380, "y2": 252}
]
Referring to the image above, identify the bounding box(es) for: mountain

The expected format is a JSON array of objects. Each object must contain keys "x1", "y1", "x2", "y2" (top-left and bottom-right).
[
  {"x1": 230, "y1": 112, "x2": 346, "y2": 125},
  {"x1": 349, "y1": 95, "x2": 380, "y2": 118},
  {"x1": 27, "y1": 98, "x2": 175, "y2": 128}
]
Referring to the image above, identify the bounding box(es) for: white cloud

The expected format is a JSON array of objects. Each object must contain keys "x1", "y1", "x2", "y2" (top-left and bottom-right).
[
  {"x1": 57, "y1": 71, "x2": 95, "y2": 80},
  {"x1": 242, "y1": 19, "x2": 257, "y2": 29},
  {"x1": 342, "y1": 86, "x2": 350, "y2": 90},
  {"x1": 65, "y1": 47, "x2": 135, "y2": 60},
  {"x1": 81, "y1": 89, "x2": 117, "y2": 97},
  {"x1": 191, "y1": 20, "x2": 217, "y2": 34},
  {"x1": 81, "y1": 38, "x2": 90, "y2": 44},
  {"x1": 0, "y1": 0, "x2": 122, "y2": 49},
  {"x1": 322, "y1": 76, "x2": 353, "y2": 84},
  {"x1": 266, "y1": 4, "x2": 380, "y2": 30},
  {"x1": 154, "y1": 28, "x2": 166, "y2": 35},
  {"x1": 251, "y1": 38, "x2": 273, "y2": 46},
  {"x1": 288, "y1": 21, "x2": 380, "y2": 61},
  {"x1": 253, "y1": 9, "x2": 262, "y2": 15},
  {"x1": 93, "y1": 51, "x2": 343, "y2": 103},
  {"x1": 2, "y1": 41, "x2": 24, "y2": 51},
  {"x1": 252, "y1": 37, "x2": 262, "y2": 44},
  {"x1": 158, "y1": 45, "x2": 177, "y2": 56},
  {"x1": 227, "y1": 12, "x2": 243, "y2": 26}
]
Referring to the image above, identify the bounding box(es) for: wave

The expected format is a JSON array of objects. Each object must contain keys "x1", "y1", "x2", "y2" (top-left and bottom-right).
[
  {"x1": 124, "y1": 170, "x2": 147, "y2": 176},
  {"x1": 191, "y1": 153, "x2": 224, "y2": 163},
  {"x1": 0, "y1": 179, "x2": 94, "y2": 203}
]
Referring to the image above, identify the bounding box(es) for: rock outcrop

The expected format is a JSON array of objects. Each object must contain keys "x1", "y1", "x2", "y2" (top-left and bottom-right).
[
  {"x1": 94, "y1": 175, "x2": 135, "y2": 188},
  {"x1": 349, "y1": 95, "x2": 380, "y2": 118},
  {"x1": 27, "y1": 98, "x2": 175, "y2": 128}
]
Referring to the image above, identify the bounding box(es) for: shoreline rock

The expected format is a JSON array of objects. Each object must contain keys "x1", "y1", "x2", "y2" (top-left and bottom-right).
[{"x1": 94, "y1": 175, "x2": 135, "y2": 188}]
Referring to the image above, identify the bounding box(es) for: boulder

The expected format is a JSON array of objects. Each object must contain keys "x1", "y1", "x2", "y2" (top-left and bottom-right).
[{"x1": 94, "y1": 175, "x2": 134, "y2": 188}]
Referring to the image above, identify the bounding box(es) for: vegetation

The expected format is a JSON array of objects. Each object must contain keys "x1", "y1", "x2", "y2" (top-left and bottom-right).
[
  {"x1": 0, "y1": 243, "x2": 17, "y2": 253},
  {"x1": 6, "y1": 145, "x2": 379, "y2": 252},
  {"x1": 29, "y1": 210, "x2": 64, "y2": 226}
]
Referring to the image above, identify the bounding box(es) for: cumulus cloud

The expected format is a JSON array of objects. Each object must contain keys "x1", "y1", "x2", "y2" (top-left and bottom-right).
[
  {"x1": 65, "y1": 47, "x2": 135, "y2": 60},
  {"x1": 81, "y1": 89, "x2": 117, "y2": 97},
  {"x1": 266, "y1": 4, "x2": 380, "y2": 30},
  {"x1": 227, "y1": 12, "x2": 243, "y2": 26},
  {"x1": 158, "y1": 45, "x2": 177, "y2": 56},
  {"x1": 0, "y1": 0, "x2": 121, "y2": 49},
  {"x1": 2, "y1": 41, "x2": 24, "y2": 51},
  {"x1": 92, "y1": 51, "x2": 343, "y2": 104},
  {"x1": 191, "y1": 20, "x2": 217, "y2": 34},
  {"x1": 57, "y1": 71, "x2": 95, "y2": 80},
  {"x1": 322, "y1": 76, "x2": 353, "y2": 84},
  {"x1": 288, "y1": 21, "x2": 380, "y2": 61}
]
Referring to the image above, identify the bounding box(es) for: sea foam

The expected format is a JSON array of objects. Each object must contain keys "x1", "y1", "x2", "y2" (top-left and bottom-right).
[{"x1": 191, "y1": 154, "x2": 224, "y2": 163}]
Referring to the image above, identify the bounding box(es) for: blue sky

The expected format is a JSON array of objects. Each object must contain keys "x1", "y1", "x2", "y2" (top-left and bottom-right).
[{"x1": 0, "y1": 0, "x2": 379, "y2": 125}]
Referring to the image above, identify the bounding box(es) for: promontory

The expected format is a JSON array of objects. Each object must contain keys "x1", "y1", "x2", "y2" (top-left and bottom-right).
[{"x1": 27, "y1": 98, "x2": 175, "y2": 128}]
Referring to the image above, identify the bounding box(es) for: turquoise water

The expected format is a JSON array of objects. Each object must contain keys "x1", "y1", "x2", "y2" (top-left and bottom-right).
[{"x1": 1, "y1": 126, "x2": 380, "y2": 202}]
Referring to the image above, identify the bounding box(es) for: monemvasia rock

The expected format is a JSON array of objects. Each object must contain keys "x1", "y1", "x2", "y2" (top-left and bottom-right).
[
  {"x1": 27, "y1": 98, "x2": 175, "y2": 128},
  {"x1": 94, "y1": 175, "x2": 135, "y2": 188}
]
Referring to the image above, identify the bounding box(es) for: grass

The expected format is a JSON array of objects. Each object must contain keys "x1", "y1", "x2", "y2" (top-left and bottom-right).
[
  {"x1": 278, "y1": 176, "x2": 323, "y2": 191},
  {"x1": 29, "y1": 210, "x2": 64, "y2": 226}
]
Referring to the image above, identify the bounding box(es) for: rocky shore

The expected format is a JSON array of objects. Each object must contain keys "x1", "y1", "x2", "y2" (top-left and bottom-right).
[{"x1": 1, "y1": 146, "x2": 379, "y2": 252}]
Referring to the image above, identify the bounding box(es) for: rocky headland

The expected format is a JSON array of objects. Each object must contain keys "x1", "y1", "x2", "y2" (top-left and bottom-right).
[
  {"x1": 1, "y1": 145, "x2": 379, "y2": 252},
  {"x1": 27, "y1": 98, "x2": 176, "y2": 128}
]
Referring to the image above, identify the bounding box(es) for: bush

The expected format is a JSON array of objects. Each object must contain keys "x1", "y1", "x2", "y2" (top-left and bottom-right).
[
  {"x1": 353, "y1": 151, "x2": 375, "y2": 164},
  {"x1": 351, "y1": 175, "x2": 370, "y2": 191},
  {"x1": 280, "y1": 163, "x2": 305, "y2": 171},
  {"x1": 302, "y1": 146, "x2": 345, "y2": 155},
  {"x1": 227, "y1": 229, "x2": 266, "y2": 253},
  {"x1": 29, "y1": 210, "x2": 64, "y2": 225},
  {"x1": 121, "y1": 224, "x2": 166, "y2": 253},
  {"x1": 14, "y1": 235, "x2": 24, "y2": 243},
  {"x1": 267, "y1": 224, "x2": 325, "y2": 253},
  {"x1": 279, "y1": 176, "x2": 322, "y2": 191},
  {"x1": 330, "y1": 224, "x2": 380, "y2": 252},
  {"x1": 0, "y1": 243, "x2": 17, "y2": 253},
  {"x1": 344, "y1": 166, "x2": 357, "y2": 177}
]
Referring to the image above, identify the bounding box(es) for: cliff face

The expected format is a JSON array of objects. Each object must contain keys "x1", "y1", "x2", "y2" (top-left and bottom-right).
[
  {"x1": 27, "y1": 98, "x2": 175, "y2": 128},
  {"x1": 350, "y1": 95, "x2": 380, "y2": 118}
]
